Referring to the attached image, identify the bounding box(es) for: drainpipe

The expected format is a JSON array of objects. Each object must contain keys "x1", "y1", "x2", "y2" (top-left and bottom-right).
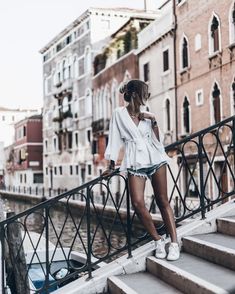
[{"x1": 172, "y1": 0, "x2": 178, "y2": 141}]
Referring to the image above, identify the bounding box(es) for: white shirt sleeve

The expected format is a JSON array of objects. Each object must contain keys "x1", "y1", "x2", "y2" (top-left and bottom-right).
[{"x1": 104, "y1": 110, "x2": 124, "y2": 162}]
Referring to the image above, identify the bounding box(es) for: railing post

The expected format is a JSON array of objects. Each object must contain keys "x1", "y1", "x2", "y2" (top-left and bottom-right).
[
  {"x1": 86, "y1": 186, "x2": 92, "y2": 279},
  {"x1": 233, "y1": 118, "x2": 235, "y2": 172},
  {"x1": 45, "y1": 207, "x2": 50, "y2": 293},
  {"x1": 198, "y1": 134, "x2": 206, "y2": 219},
  {"x1": 126, "y1": 178, "x2": 132, "y2": 258}
]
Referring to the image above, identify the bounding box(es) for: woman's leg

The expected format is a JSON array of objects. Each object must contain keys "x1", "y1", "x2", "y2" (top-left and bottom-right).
[
  {"x1": 128, "y1": 175, "x2": 161, "y2": 241},
  {"x1": 151, "y1": 165, "x2": 177, "y2": 243}
]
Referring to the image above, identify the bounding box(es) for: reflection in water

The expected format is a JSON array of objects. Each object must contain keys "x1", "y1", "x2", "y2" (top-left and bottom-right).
[{"x1": 1, "y1": 197, "x2": 129, "y2": 261}]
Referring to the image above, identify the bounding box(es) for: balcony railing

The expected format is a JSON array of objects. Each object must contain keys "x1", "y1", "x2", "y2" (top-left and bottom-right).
[
  {"x1": 92, "y1": 118, "x2": 110, "y2": 134},
  {"x1": 53, "y1": 79, "x2": 73, "y2": 97},
  {"x1": 0, "y1": 115, "x2": 234, "y2": 293}
]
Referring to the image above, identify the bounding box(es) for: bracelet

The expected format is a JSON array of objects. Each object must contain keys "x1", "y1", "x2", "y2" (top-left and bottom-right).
[
  {"x1": 151, "y1": 119, "x2": 158, "y2": 128},
  {"x1": 109, "y1": 164, "x2": 115, "y2": 170}
]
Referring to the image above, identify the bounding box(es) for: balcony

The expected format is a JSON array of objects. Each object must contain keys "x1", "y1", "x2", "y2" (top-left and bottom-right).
[
  {"x1": 53, "y1": 79, "x2": 73, "y2": 97},
  {"x1": 92, "y1": 118, "x2": 110, "y2": 134}
]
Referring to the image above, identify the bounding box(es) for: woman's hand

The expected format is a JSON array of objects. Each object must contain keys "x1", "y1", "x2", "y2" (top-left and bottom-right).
[
  {"x1": 101, "y1": 168, "x2": 114, "y2": 178},
  {"x1": 138, "y1": 111, "x2": 156, "y2": 121}
]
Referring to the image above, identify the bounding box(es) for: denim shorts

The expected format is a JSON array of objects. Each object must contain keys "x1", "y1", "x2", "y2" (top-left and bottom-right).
[{"x1": 127, "y1": 161, "x2": 167, "y2": 180}]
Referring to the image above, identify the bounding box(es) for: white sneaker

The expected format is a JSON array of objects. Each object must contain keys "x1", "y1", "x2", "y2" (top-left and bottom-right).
[
  {"x1": 155, "y1": 238, "x2": 166, "y2": 259},
  {"x1": 167, "y1": 242, "x2": 180, "y2": 261}
]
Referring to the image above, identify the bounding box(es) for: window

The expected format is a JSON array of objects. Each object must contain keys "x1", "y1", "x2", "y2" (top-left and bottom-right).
[
  {"x1": 195, "y1": 89, "x2": 204, "y2": 106},
  {"x1": 85, "y1": 89, "x2": 92, "y2": 116},
  {"x1": 33, "y1": 173, "x2": 43, "y2": 184},
  {"x1": 232, "y1": 78, "x2": 235, "y2": 114},
  {"x1": 209, "y1": 15, "x2": 221, "y2": 54},
  {"x1": 163, "y1": 49, "x2": 169, "y2": 72},
  {"x1": 76, "y1": 165, "x2": 79, "y2": 175},
  {"x1": 44, "y1": 139, "x2": 48, "y2": 152},
  {"x1": 70, "y1": 165, "x2": 73, "y2": 175},
  {"x1": 54, "y1": 166, "x2": 57, "y2": 175},
  {"x1": 211, "y1": 16, "x2": 219, "y2": 52},
  {"x1": 212, "y1": 83, "x2": 221, "y2": 123},
  {"x1": 88, "y1": 164, "x2": 92, "y2": 176},
  {"x1": 165, "y1": 99, "x2": 171, "y2": 132},
  {"x1": 195, "y1": 34, "x2": 202, "y2": 51},
  {"x1": 229, "y1": 2, "x2": 235, "y2": 44},
  {"x1": 45, "y1": 167, "x2": 48, "y2": 175},
  {"x1": 12, "y1": 116, "x2": 15, "y2": 121},
  {"x1": 182, "y1": 37, "x2": 189, "y2": 69},
  {"x1": 59, "y1": 166, "x2": 63, "y2": 175},
  {"x1": 87, "y1": 129, "x2": 91, "y2": 143},
  {"x1": 74, "y1": 132, "x2": 79, "y2": 148},
  {"x1": 68, "y1": 132, "x2": 73, "y2": 149},
  {"x1": 24, "y1": 174, "x2": 27, "y2": 183},
  {"x1": 143, "y1": 62, "x2": 149, "y2": 82},
  {"x1": 73, "y1": 56, "x2": 79, "y2": 78},
  {"x1": 2, "y1": 116, "x2": 5, "y2": 121},
  {"x1": 85, "y1": 46, "x2": 91, "y2": 73},
  {"x1": 53, "y1": 137, "x2": 57, "y2": 151},
  {"x1": 183, "y1": 97, "x2": 190, "y2": 133},
  {"x1": 20, "y1": 174, "x2": 23, "y2": 183}
]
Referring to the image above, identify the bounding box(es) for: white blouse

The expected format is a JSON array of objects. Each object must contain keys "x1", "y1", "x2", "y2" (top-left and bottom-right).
[{"x1": 104, "y1": 106, "x2": 170, "y2": 171}]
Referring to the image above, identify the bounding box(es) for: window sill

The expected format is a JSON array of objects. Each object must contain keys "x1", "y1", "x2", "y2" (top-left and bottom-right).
[
  {"x1": 228, "y1": 42, "x2": 235, "y2": 51},
  {"x1": 161, "y1": 69, "x2": 171, "y2": 77},
  {"x1": 179, "y1": 66, "x2": 190, "y2": 75},
  {"x1": 208, "y1": 50, "x2": 222, "y2": 60},
  {"x1": 179, "y1": 132, "x2": 190, "y2": 139},
  {"x1": 177, "y1": 0, "x2": 187, "y2": 7}
]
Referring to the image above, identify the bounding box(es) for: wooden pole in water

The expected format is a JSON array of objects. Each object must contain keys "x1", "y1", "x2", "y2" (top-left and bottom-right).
[{"x1": 6, "y1": 212, "x2": 30, "y2": 294}]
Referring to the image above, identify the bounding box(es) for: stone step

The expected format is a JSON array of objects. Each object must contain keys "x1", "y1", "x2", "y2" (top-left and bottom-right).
[
  {"x1": 182, "y1": 233, "x2": 235, "y2": 270},
  {"x1": 146, "y1": 253, "x2": 235, "y2": 294},
  {"x1": 108, "y1": 272, "x2": 182, "y2": 294},
  {"x1": 217, "y1": 216, "x2": 235, "y2": 236}
]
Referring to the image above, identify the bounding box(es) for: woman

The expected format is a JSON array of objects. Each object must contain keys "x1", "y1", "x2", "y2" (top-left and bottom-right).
[{"x1": 102, "y1": 79, "x2": 180, "y2": 261}]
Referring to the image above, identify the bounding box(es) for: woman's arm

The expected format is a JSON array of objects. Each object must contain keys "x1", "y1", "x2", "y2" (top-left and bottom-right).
[{"x1": 139, "y1": 112, "x2": 160, "y2": 141}]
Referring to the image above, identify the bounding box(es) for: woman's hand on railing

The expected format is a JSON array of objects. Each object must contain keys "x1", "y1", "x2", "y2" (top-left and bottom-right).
[{"x1": 101, "y1": 168, "x2": 115, "y2": 178}]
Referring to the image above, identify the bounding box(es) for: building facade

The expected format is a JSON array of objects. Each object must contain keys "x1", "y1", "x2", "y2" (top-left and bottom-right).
[
  {"x1": 175, "y1": 0, "x2": 235, "y2": 203},
  {"x1": 92, "y1": 16, "x2": 156, "y2": 177},
  {"x1": 40, "y1": 7, "x2": 157, "y2": 192},
  {"x1": 4, "y1": 115, "x2": 43, "y2": 191},
  {"x1": 0, "y1": 106, "x2": 39, "y2": 147},
  {"x1": 137, "y1": 0, "x2": 176, "y2": 145}
]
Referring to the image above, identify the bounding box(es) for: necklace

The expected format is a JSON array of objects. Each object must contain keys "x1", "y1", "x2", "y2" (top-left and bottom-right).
[{"x1": 127, "y1": 108, "x2": 139, "y2": 119}]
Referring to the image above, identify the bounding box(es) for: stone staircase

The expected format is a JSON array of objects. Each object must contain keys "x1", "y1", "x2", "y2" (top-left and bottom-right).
[{"x1": 107, "y1": 216, "x2": 235, "y2": 294}]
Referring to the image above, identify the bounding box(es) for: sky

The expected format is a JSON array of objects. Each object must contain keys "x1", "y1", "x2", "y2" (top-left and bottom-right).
[{"x1": 0, "y1": 0, "x2": 148, "y2": 111}]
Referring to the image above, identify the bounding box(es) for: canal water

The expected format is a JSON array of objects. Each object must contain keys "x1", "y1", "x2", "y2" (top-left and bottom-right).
[{"x1": 1, "y1": 196, "x2": 145, "y2": 261}]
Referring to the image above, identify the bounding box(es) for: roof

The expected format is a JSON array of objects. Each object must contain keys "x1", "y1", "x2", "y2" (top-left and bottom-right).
[
  {"x1": 39, "y1": 7, "x2": 158, "y2": 54},
  {"x1": 0, "y1": 106, "x2": 38, "y2": 112}
]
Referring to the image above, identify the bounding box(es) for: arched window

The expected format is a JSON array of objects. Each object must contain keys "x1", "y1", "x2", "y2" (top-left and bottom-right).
[
  {"x1": 85, "y1": 46, "x2": 91, "y2": 73},
  {"x1": 183, "y1": 97, "x2": 190, "y2": 133},
  {"x1": 111, "y1": 80, "x2": 118, "y2": 112},
  {"x1": 73, "y1": 56, "x2": 79, "y2": 78},
  {"x1": 62, "y1": 60, "x2": 67, "y2": 80},
  {"x1": 232, "y1": 78, "x2": 235, "y2": 114},
  {"x1": 212, "y1": 83, "x2": 221, "y2": 123},
  {"x1": 182, "y1": 37, "x2": 189, "y2": 68},
  {"x1": 85, "y1": 89, "x2": 92, "y2": 115},
  {"x1": 209, "y1": 15, "x2": 221, "y2": 54},
  {"x1": 229, "y1": 2, "x2": 235, "y2": 44}
]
